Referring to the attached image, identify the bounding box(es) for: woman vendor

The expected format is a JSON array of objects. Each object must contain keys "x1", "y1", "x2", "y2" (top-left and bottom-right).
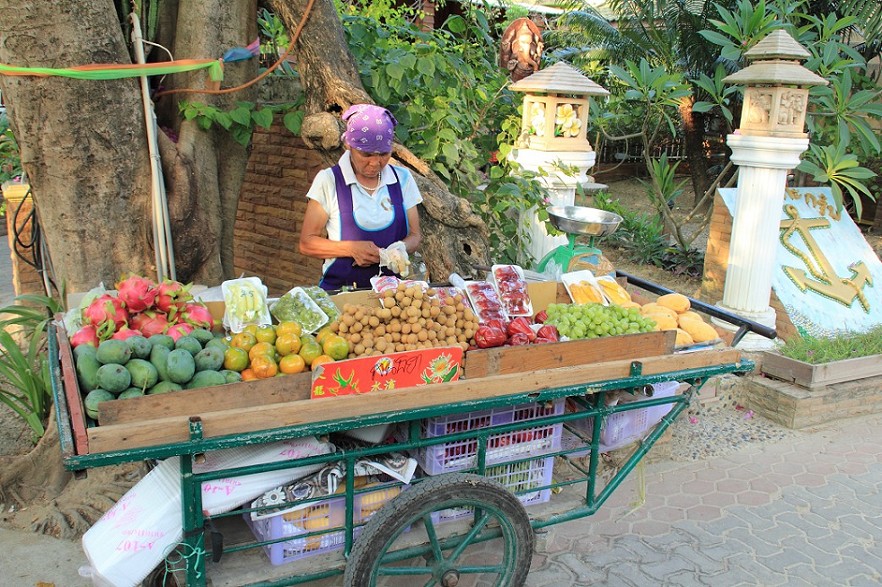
[{"x1": 299, "y1": 104, "x2": 423, "y2": 291}]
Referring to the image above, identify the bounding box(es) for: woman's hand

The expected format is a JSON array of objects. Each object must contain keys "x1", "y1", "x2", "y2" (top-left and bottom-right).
[{"x1": 349, "y1": 240, "x2": 381, "y2": 266}]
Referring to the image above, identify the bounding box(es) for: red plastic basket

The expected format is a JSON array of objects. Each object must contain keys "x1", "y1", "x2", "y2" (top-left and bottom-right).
[{"x1": 416, "y1": 399, "x2": 564, "y2": 475}]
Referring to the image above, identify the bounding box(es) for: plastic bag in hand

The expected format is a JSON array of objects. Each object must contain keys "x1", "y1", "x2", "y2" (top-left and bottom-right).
[{"x1": 379, "y1": 241, "x2": 410, "y2": 277}]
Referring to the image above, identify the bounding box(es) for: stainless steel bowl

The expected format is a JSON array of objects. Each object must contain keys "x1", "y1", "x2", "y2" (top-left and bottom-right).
[{"x1": 546, "y1": 206, "x2": 623, "y2": 237}]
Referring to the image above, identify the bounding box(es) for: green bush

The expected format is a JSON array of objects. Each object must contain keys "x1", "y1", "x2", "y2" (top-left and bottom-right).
[{"x1": 0, "y1": 294, "x2": 64, "y2": 442}]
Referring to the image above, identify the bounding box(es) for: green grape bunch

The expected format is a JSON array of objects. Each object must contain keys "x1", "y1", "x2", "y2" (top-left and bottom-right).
[{"x1": 544, "y1": 303, "x2": 656, "y2": 340}]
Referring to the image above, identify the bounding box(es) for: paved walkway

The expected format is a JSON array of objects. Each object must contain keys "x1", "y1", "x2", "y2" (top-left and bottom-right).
[
  {"x1": 0, "y1": 226, "x2": 15, "y2": 307},
  {"x1": 1, "y1": 409, "x2": 878, "y2": 586}
]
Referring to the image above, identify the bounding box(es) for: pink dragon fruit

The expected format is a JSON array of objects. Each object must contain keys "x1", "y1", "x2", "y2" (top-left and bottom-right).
[
  {"x1": 70, "y1": 325, "x2": 99, "y2": 349},
  {"x1": 111, "y1": 327, "x2": 144, "y2": 341},
  {"x1": 129, "y1": 311, "x2": 170, "y2": 338},
  {"x1": 166, "y1": 322, "x2": 194, "y2": 342},
  {"x1": 115, "y1": 275, "x2": 158, "y2": 313},
  {"x1": 179, "y1": 302, "x2": 214, "y2": 330},
  {"x1": 155, "y1": 280, "x2": 193, "y2": 320},
  {"x1": 82, "y1": 294, "x2": 129, "y2": 339}
]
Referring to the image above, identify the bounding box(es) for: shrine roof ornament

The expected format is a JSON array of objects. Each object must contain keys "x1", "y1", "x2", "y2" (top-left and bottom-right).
[{"x1": 510, "y1": 61, "x2": 610, "y2": 96}]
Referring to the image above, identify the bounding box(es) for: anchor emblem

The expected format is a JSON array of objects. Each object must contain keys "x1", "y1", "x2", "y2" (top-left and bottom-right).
[{"x1": 779, "y1": 204, "x2": 872, "y2": 312}]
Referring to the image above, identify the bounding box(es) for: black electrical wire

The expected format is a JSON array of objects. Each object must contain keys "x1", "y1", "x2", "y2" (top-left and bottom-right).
[{"x1": 9, "y1": 186, "x2": 56, "y2": 295}]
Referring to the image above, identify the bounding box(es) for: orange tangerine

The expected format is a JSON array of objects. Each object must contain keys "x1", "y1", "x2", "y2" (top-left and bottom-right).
[
  {"x1": 223, "y1": 346, "x2": 250, "y2": 372},
  {"x1": 322, "y1": 335, "x2": 350, "y2": 361},
  {"x1": 255, "y1": 325, "x2": 277, "y2": 345},
  {"x1": 250, "y1": 354, "x2": 278, "y2": 379},
  {"x1": 231, "y1": 331, "x2": 257, "y2": 352},
  {"x1": 315, "y1": 326, "x2": 336, "y2": 345},
  {"x1": 249, "y1": 341, "x2": 276, "y2": 362},
  {"x1": 279, "y1": 353, "x2": 307, "y2": 374},
  {"x1": 275, "y1": 333, "x2": 302, "y2": 357},
  {"x1": 275, "y1": 321, "x2": 302, "y2": 338},
  {"x1": 298, "y1": 341, "x2": 322, "y2": 366},
  {"x1": 240, "y1": 368, "x2": 258, "y2": 381},
  {"x1": 309, "y1": 354, "x2": 335, "y2": 370}
]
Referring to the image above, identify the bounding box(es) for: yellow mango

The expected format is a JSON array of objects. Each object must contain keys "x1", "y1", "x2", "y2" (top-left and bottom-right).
[
  {"x1": 657, "y1": 293, "x2": 691, "y2": 314},
  {"x1": 674, "y1": 328, "x2": 695, "y2": 347},
  {"x1": 640, "y1": 303, "x2": 677, "y2": 321},
  {"x1": 680, "y1": 319, "x2": 719, "y2": 343}
]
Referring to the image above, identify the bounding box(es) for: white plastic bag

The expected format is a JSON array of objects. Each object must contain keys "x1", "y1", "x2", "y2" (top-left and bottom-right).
[
  {"x1": 81, "y1": 436, "x2": 332, "y2": 587},
  {"x1": 379, "y1": 241, "x2": 410, "y2": 277}
]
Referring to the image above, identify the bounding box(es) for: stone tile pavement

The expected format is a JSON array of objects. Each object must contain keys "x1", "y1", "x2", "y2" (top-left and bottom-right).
[{"x1": 525, "y1": 412, "x2": 882, "y2": 586}]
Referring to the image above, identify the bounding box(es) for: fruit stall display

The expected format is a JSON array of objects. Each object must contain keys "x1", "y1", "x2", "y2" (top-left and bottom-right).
[{"x1": 61, "y1": 267, "x2": 726, "y2": 431}]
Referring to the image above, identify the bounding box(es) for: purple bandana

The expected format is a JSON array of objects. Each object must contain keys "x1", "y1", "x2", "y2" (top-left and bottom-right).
[{"x1": 342, "y1": 104, "x2": 397, "y2": 153}]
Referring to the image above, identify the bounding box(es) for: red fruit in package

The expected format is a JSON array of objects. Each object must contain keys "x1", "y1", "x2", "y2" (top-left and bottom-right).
[
  {"x1": 474, "y1": 325, "x2": 507, "y2": 348},
  {"x1": 533, "y1": 310, "x2": 548, "y2": 324},
  {"x1": 506, "y1": 316, "x2": 536, "y2": 341},
  {"x1": 534, "y1": 336, "x2": 556, "y2": 344},
  {"x1": 536, "y1": 324, "x2": 559, "y2": 342}
]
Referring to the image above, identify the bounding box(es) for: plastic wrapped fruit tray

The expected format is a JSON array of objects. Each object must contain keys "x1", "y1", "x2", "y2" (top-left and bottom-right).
[
  {"x1": 491, "y1": 264, "x2": 533, "y2": 317},
  {"x1": 244, "y1": 484, "x2": 403, "y2": 566},
  {"x1": 415, "y1": 399, "x2": 564, "y2": 476}
]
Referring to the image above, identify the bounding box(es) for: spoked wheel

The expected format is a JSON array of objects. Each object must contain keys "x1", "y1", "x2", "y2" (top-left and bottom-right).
[{"x1": 344, "y1": 473, "x2": 534, "y2": 587}]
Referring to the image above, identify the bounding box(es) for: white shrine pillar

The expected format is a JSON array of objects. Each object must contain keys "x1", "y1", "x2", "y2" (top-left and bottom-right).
[
  {"x1": 508, "y1": 148, "x2": 597, "y2": 264},
  {"x1": 714, "y1": 30, "x2": 828, "y2": 350},
  {"x1": 507, "y1": 62, "x2": 609, "y2": 270}
]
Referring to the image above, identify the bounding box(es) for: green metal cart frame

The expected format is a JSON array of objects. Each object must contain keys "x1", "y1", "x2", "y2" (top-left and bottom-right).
[{"x1": 49, "y1": 279, "x2": 773, "y2": 587}]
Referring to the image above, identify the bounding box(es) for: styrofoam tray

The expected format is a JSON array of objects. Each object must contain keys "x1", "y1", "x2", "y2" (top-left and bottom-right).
[{"x1": 561, "y1": 269, "x2": 608, "y2": 306}]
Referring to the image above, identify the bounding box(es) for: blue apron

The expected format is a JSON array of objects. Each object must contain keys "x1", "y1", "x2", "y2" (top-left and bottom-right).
[{"x1": 318, "y1": 165, "x2": 408, "y2": 291}]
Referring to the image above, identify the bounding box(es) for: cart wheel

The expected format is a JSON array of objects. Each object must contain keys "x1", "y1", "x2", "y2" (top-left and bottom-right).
[{"x1": 344, "y1": 473, "x2": 534, "y2": 587}]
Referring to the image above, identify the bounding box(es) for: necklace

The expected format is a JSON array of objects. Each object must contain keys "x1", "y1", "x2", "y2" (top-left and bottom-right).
[{"x1": 355, "y1": 173, "x2": 381, "y2": 194}]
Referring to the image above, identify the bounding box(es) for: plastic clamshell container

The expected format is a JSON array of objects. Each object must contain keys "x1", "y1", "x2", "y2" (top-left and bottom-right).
[
  {"x1": 271, "y1": 287, "x2": 329, "y2": 333},
  {"x1": 244, "y1": 484, "x2": 404, "y2": 565},
  {"x1": 464, "y1": 280, "x2": 508, "y2": 323},
  {"x1": 594, "y1": 275, "x2": 632, "y2": 306},
  {"x1": 302, "y1": 286, "x2": 341, "y2": 323},
  {"x1": 430, "y1": 456, "x2": 554, "y2": 525},
  {"x1": 561, "y1": 269, "x2": 609, "y2": 306},
  {"x1": 415, "y1": 399, "x2": 564, "y2": 475},
  {"x1": 491, "y1": 264, "x2": 533, "y2": 317}
]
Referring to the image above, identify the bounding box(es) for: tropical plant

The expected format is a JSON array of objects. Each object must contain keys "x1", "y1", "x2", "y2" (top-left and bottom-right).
[
  {"x1": 776, "y1": 324, "x2": 882, "y2": 363},
  {"x1": 0, "y1": 294, "x2": 65, "y2": 442},
  {"x1": 698, "y1": 0, "x2": 882, "y2": 213},
  {"x1": 342, "y1": 4, "x2": 516, "y2": 195}
]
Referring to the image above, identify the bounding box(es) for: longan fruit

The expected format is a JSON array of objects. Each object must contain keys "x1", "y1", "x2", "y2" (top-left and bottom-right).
[
  {"x1": 375, "y1": 324, "x2": 386, "y2": 336},
  {"x1": 411, "y1": 322, "x2": 422, "y2": 333},
  {"x1": 429, "y1": 305, "x2": 441, "y2": 318},
  {"x1": 354, "y1": 343, "x2": 366, "y2": 355},
  {"x1": 391, "y1": 306, "x2": 402, "y2": 318},
  {"x1": 401, "y1": 323, "x2": 412, "y2": 335},
  {"x1": 392, "y1": 332, "x2": 401, "y2": 342},
  {"x1": 443, "y1": 305, "x2": 455, "y2": 316},
  {"x1": 417, "y1": 330, "x2": 428, "y2": 342},
  {"x1": 350, "y1": 332, "x2": 362, "y2": 344},
  {"x1": 395, "y1": 343, "x2": 406, "y2": 352},
  {"x1": 351, "y1": 321, "x2": 363, "y2": 333},
  {"x1": 463, "y1": 308, "x2": 476, "y2": 321},
  {"x1": 375, "y1": 338, "x2": 388, "y2": 352},
  {"x1": 401, "y1": 296, "x2": 413, "y2": 307},
  {"x1": 368, "y1": 315, "x2": 380, "y2": 328}
]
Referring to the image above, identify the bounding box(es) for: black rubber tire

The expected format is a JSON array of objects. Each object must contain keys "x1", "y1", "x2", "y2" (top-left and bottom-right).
[{"x1": 343, "y1": 472, "x2": 534, "y2": 587}]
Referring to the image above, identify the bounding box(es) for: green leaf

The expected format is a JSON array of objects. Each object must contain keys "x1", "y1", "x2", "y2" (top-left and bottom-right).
[
  {"x1": 283, "y1": 110, "x2": 304, "y2": 135},
  {"x1": 386, "y1": 62, "x2": 405, "y2": 80},
  {"x1": 251, "y1": 108, "x2": 274, "y2": 129},
  {"x1": 230, "y1": 106, "x2": 251, "y2": 126},
  {"x1": 417, "y1": 57, "x2": 435, "y2": 77}
]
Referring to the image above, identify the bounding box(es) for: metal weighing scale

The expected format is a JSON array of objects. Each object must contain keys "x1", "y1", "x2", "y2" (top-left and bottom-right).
[{"x1": 536, "y1": 205, "x2": 623, "y2": 275}]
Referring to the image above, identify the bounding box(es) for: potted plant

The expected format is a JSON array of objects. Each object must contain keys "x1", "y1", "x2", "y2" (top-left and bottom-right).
[{"x1": 761, "y1": 326, "x2": 882, "y2": 389}]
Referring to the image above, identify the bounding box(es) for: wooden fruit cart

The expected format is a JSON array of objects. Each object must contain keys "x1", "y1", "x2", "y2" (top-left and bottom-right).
[{"x1": 48, "y1": 276, "x2": 774, "y2": 587}]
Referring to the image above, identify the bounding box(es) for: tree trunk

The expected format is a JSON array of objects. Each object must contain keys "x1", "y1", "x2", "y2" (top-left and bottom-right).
[
  {"x1": 0, "y1": 0, "x2": 255, "y2": 291},
  {"x1": 679, "y1": 97, "x2": 711, "y2": 210},
  {"x1": 269, "y1": 0, "x2": 492, "y2": 280}
]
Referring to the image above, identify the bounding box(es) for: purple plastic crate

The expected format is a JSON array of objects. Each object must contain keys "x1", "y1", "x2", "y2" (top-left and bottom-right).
[
  {"x1": 569, "y1": 381, "x2": 680, "y2": 452},
  {"x1": 431, "y1": 456, "x2": 554, "y2": 525},
  {"x1": 244, "y1": 484, "x2": 403, "y2": 566},
  {"x1": 417, "y1": 399, "x2": 565, "y2": 475}
]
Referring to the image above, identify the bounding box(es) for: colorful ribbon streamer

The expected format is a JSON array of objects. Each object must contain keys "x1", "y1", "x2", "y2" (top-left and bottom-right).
[{"x1": 0, "y1": 59, "x2": 223, "y2": 81}]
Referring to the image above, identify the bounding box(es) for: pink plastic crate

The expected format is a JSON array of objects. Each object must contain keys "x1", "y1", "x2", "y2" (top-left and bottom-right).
[
  {"x1": 417, "y1": 399, "x2": 565, "y2": 475},
  {"x1": 431, "y1": 456, "x2": 554, "y2": 524},
  {"x1": 244, "y1": 484, "x2": 403, "y2": 566},
  {"x1": 569, "y1": 381, "x2": 680, "y2": 452}
]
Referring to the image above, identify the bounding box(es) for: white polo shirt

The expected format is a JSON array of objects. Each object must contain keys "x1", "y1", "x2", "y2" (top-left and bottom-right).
[{"x1": 305, "y1": 151, "x2": 423, "y2": 272}]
